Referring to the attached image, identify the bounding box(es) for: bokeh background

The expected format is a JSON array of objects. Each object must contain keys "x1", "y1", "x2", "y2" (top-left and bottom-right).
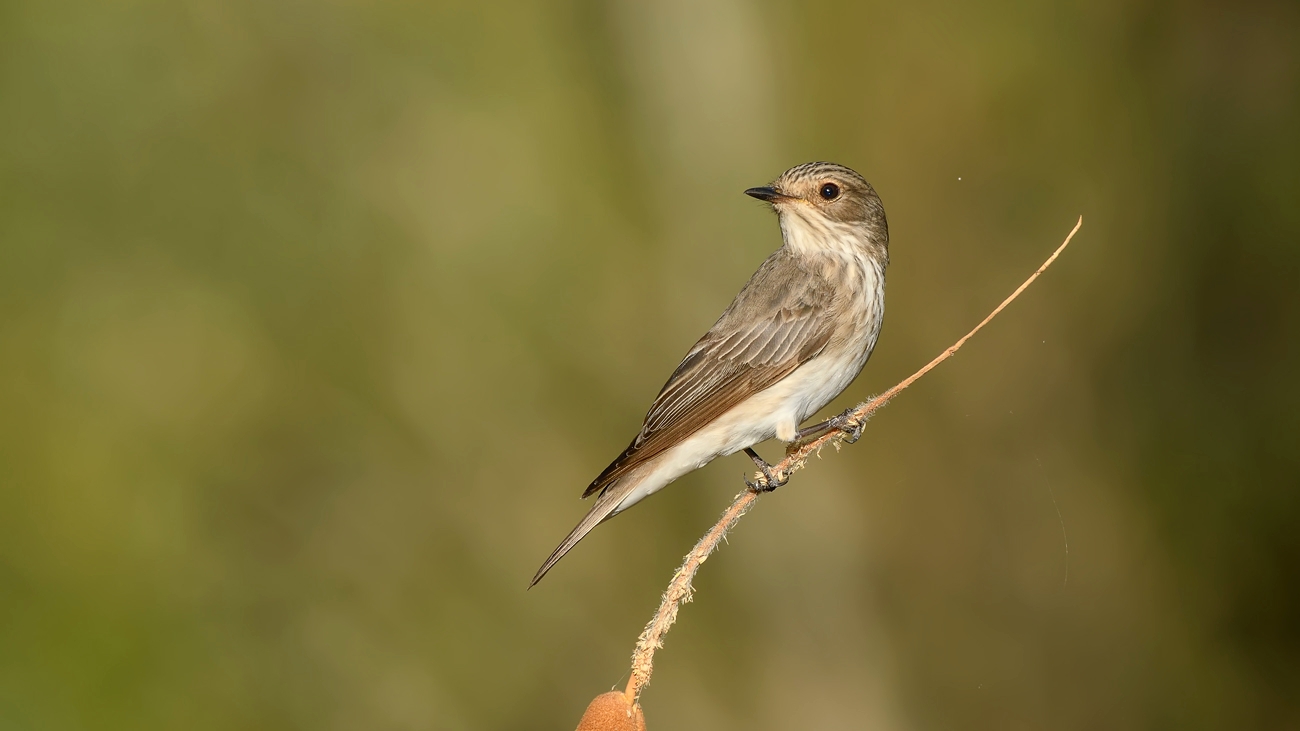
[{"x1": 2, "y1": 0, "x2": 1298, "y2": 729}]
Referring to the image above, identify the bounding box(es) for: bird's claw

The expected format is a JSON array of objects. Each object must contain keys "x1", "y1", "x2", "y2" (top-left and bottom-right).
[
  {"x1": 743, "y1": 447, "x2": 787, "y2": 492},
  {"x1": 745, "y1": 462, "x2": 788, "y2": 492},
  {"x1": 830, "y1": 410, "x2": 865, "y2": 444}
]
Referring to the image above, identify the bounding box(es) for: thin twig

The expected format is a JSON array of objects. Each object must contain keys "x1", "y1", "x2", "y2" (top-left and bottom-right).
[{"x1": 623, "y1": 216, "x2": 1082, "y2": 705}]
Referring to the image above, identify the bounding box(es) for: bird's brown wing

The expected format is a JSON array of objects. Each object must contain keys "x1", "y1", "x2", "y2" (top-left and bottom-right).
[{"x1": 583, "y1": 251, "x2": 835, "y2": 498}]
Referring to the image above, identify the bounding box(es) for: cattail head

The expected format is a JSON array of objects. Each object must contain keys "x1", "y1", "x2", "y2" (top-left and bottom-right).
[{"x1": 574, "y1": 691, "x2": 647, "y2": 731}]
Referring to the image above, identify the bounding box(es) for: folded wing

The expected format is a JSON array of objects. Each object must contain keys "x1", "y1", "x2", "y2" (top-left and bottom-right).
[{"x1": 583, "y1": 251, "x2": 835, "y2": 498}]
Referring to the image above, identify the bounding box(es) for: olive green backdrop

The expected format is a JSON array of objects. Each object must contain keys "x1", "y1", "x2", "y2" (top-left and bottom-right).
[{"x1": 2, "y1": 0, "x2": 1297, "y2": 729}]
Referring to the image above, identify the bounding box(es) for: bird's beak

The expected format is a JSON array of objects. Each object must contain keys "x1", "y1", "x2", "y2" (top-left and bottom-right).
[{"x1": 744, "y1": 186, "x2": 794, "y2": 203}]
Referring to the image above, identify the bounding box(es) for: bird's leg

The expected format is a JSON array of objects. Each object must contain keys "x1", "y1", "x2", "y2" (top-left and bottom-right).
[
  {"x1": 743, "y1": 447, "x2": 787, "y2": 492},
  {"x1": 795, "y1": 407, "x2": 866, "y2": 443},
  {"x1": 794, "y1": 418, "x2": 836, "y2": 440}
]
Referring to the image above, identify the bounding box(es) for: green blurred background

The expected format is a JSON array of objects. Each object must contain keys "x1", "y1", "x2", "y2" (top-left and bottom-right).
[{"x1": 2, "y1": 0, "x2": 1298, "y2": 728}]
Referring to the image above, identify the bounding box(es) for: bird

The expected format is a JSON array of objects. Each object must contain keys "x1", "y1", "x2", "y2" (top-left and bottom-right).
[{"x1": 530, "y1": 161, "x2": 889, "y2": 587}]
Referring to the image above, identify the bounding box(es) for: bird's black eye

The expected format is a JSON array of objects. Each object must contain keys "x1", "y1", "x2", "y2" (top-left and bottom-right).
[{"x1": 819, "y1": 182, "x2": 840, "y2": 200}]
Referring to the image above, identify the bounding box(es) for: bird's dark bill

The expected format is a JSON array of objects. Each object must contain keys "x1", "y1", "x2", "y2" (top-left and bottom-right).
[{"x1": 745, "y1": 186, "x2": 788, "y2": 202}]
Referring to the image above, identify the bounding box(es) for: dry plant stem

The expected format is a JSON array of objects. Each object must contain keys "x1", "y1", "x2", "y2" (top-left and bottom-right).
[{"x1": 623, "y1": 217, "x2": 1083, "y2": 705}]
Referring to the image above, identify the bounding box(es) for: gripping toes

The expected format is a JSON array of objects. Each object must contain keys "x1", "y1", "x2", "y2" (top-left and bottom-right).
[
  {"x1": 743, "y1": 447, "x2": 788, "y2": 492},
  {"x1": 831, "y1": 409, "x2": 865, "y2": 444}
]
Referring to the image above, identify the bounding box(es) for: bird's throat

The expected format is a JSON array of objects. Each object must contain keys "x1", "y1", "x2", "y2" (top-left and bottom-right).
[{"x1": 779, "y1": 210, "x2": 875, "y2": 259}]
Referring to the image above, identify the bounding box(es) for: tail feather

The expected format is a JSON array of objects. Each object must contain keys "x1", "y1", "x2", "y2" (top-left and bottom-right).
[{"x1": 529, "y1": 479, "x2": 635, "y2": 588}]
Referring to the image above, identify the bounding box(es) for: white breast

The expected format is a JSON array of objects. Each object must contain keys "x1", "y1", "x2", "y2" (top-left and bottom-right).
[
  {"x1": 611, "y1": 251, "x2": 885, "y2": 515},
  {"x1": 742, "y1": 250, "x2": 885, "y2": 442}
]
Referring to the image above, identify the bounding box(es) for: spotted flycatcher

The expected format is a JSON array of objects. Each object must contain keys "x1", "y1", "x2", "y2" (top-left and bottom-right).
[{"x1": 531, "y1": 162, "x2": 889, "y2": 586}]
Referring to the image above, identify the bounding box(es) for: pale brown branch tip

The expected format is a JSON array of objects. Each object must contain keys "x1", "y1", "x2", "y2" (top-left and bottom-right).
[{"x1": 574, "y1": 217, "x2": 1082, "y2": 728}]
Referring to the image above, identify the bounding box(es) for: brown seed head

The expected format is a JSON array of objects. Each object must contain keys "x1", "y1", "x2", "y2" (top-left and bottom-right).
[{"x1": 574, "y1": 692, "x2": 647, "y2": 731}]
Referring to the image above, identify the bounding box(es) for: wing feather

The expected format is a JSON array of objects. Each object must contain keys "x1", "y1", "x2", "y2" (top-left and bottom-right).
[{"x1": 583, "y1": 250, "x2": 835, "y2": 498}]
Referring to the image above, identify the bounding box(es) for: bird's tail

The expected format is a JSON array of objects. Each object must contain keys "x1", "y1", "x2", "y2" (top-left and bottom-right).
[{"x1": 529, "y1": 476, "x2": 638, "y2": 588}]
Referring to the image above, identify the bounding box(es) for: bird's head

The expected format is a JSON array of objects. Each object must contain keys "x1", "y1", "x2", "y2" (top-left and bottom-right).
[{"x1": 746, "y1": 161, "x2": 888, "y2": 258}]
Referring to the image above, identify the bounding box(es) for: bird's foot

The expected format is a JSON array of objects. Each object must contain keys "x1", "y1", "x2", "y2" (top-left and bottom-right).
[
  {"x1": 829, "y1": 408, "x2": 865, "y2": 444},
  {"x1": 794, "y1": 407, "x2": 867, "y2": 444},
  {"x1": 743, "y1": 447, "x2": 787, "y2": 492}
]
